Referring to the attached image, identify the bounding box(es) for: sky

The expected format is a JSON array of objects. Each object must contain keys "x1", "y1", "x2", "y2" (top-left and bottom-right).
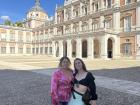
[{"x1": 0, "y1": 0, "x2": 64, "y2": 24}]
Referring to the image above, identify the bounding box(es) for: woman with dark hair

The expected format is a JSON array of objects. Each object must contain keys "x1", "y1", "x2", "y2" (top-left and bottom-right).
[
  {"x1": 68, "y1": 58, "x2": 97, "y2": 105},
  {"x1": 51, "y1": 56, "x2": 73, "y2": 105}
]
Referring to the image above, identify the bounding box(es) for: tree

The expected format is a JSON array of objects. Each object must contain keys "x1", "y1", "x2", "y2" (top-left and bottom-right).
[
  {"x1": 4, "y1": 20, "x2": 12, "y2": 26},
  {"x1": 15, "y1": 21, "x2": 23, "y2": 27}
]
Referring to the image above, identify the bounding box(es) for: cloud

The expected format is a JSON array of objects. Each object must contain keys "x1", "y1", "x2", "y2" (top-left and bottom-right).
[{"x1": 0, "y1": 16, "x2": 11, "y2": 21}]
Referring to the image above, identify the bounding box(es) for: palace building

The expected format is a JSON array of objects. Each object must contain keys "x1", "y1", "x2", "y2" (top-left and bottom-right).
[{"x1": 0, "y1": 0, "x2": 140, "y2": 59}]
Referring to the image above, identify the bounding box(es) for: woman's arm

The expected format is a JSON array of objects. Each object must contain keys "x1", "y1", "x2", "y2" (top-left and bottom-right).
[
  {"x1": 88, "y1": 72, "x2": 98, "y2": 101},
  {"x1": 90, "y1": 100, "x2": 96, "y2": 105},
  {"x1": 51, "y1": 71, "x2": 59, "y2": 105}
]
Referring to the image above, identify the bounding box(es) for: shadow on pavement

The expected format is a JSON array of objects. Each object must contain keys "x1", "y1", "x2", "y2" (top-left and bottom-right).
[{"x1": 0, "y1": 69, "x2": 51, "y2": 105}]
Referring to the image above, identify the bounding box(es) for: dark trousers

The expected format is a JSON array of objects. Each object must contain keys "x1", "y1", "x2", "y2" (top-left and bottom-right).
[{"x1": 59, "y1": 102, "x2": 68, "y2": 105}]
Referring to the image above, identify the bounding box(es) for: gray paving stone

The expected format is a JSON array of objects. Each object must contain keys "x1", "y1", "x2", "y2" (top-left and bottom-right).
[{"x1": 0, "y1": 68, "x2": 140, "y2": 105}]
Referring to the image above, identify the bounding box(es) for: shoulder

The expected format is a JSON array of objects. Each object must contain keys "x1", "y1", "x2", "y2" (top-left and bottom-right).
[
  {"x1": 52, "y1": 68, "x2": 62, "y2": 76},
  {"x1": 87, "y1": 72, "x2": 95, "y2": 80},
  {"x1": 69, "y1": 68, "x2": 74, "y2": 73}
]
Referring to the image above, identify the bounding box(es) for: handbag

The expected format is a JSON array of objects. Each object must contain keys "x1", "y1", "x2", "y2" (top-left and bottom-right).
[{"x1": 82, "y1": 89, "x2": 91, "y2": 105}]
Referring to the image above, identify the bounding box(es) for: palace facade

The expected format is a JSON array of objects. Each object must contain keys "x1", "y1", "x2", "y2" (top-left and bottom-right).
[{"x1": 0, "y1": 0, "x2": 140, "y2": 59}]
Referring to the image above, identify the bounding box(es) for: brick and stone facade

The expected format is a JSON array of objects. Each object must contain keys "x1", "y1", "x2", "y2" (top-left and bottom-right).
[{"x1": 0, "y1": 0, "x2": 140, "y2": 59}]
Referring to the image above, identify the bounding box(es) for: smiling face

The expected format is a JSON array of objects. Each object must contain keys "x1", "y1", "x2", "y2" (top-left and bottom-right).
[
  {"x1": 61, "y1": 58, "x2": 70, "y2": 69},
  {"x1": 74, "y1": 59, "x2": 83, "y2": 71}
]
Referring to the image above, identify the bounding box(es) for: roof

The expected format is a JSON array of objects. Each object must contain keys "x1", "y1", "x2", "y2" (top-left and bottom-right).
[{"x1": 28, "y1": 0, "x2": 46, "y2": 13}]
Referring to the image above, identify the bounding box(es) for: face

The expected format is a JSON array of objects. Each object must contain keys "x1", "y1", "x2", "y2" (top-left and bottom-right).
[
  {"x1": 61, "y1": 58, "x2": 70, "y2": 69},
  {"x1": 74, "y1": 60, "x2": 83, "y2": 71}
]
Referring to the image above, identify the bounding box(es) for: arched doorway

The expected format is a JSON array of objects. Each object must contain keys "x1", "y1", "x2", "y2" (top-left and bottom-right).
[
  {"x1": 72, "y1": 40, "x2": 76, "y2": 58},
  {"x1": 82, "y1": 40, "x2": 87, "y2": 58},
  {"x1": 107, "y1": 38, "x2": 113, "y2": 58},
  {"x1": 94, "y1": 39, "x2": 100, "y2": 58},
  {"x1": 63, "y1": 41, "x2": 67, "y2": 56}
]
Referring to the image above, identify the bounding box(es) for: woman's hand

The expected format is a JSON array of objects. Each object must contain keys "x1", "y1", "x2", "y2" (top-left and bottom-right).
[{"x1": 90, "y1": 100, "x2": 96, "y2": 105}]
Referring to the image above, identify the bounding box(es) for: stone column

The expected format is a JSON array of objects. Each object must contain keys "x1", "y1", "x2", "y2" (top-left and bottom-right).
[
  {"x1": 6, "y1": 30, "x2": 10, "y2": 42},
  {"x1": 90, "y1": 0, "x2": 93, "y2": 12},
  {"x1": 76, "y1": 38, "x2": 82, "y2": 58},
  {"x1": 100, "y1": 0, "x2": 104, "y2": 10},
  {"x1": 113, "y1": 36, "x2": 120, "y2": 59},
  {"x1": 67, "y1": 40, "x2": 72, "y2": 58},
  {"x1": 136, "y1": 2, "x2": 140, "y2": 31},
  {"x1": 6, "y1": 43, "x2": 10, "y2": 54},
  {"x1": 101, "y1": 36, "x2": 108, "y2": 59},
  {"x1": 23, "y1": 31, "x2": 26, "y2": 43},
  {"x1": 47, "y1": 43, "x2": 50, "y2": 55},
  {"x1": 88, "y1": 37, "x2": 94, "y2": 59},
  {"x1": 114, "y1": 0, "x2": 120, "y2": 7},
  {"x1": 89, "y1": 19, "x2": 92, "y2": 30},
  {"x1": 52, "y1": 41, "x2": 56, "y2": 57},
  {"x1": 15, "y1": 44, "x2": 18, "y2": 54},
  {"x1": 100, "y1": 16, "x2": 105, "y2": 29},
  {"x1": 71, "y1": 23, "x2": 74, "y2": 33},
  {"x1": 113, "y1": 11, "x2": 120, "y2": 33},
  {"x1": 59, "y1": 40, "x2": 63, "y2": 57},
  {"x1": 63, "y1": 25, "x2": 66, "y2": 35},
  {"x1": 80, "y1": 2, "x2": 83, "y2": 16},
  {"x1": 55, "y1": 10, "x2": 57, "y2": 24},
  {"x1": 42, "y1": 44, "x2": 45, "y2": 55},
  {"x1": 15, "y1": 31, "x2": 18, "y2": 42},
  {"x1": 136, "y1": 0, "x2": 140, "y2": 59},
  {"x1": 64, "y1": 8, "x2": 66, "y2": 21},
  {"x1": 31, "y1": 44, "x2": 33, "y2": 55},
  {"x1": 79, "y1": 21, "x2": 82, "y2": 32},
  {"x1": 71, "y1": 5, "x2": 74, "y2": 18},
  {"x1": 23, "y1": 44, "x2": 26, "y2": 54},
  {"x1": 54, "y1": 27, "x2": 57, "y2": 35}
]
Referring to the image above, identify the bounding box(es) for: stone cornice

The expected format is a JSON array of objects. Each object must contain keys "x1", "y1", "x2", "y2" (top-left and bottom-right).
[
  {"x1": 120, "y1": 2, "x2": 136, "y2": 12},
  {"x1": 0, "y1": 25, "x2": 32, "y2": 32},
  {"x1": 50, "y1": 30, "x2": 105, "y2": 41}
]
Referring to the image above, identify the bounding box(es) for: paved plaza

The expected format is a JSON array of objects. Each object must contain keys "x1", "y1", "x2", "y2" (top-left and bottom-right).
[{"x1": 0, "y1": 56, "x2": 140, "y2": 105}]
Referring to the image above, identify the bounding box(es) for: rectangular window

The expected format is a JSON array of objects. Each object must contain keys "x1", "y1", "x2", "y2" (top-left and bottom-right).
[
  {"x1": 26, "y1": 35, "x2": 31, "y2": 42},
  {"x1": 124, "y1": 16, "x2": 131, "y2": 32},
  {"x1": 122, "y1": 43, "x2": 132, "y2": 56},
  {"x1": 50, "y1": 47, "x2": 52, "y2": 54},
  {"x1": 105, "y1": 20, "x2": 112, "y2": 29},
  {"x1": 92, "y1": 23, "x2": 99, "y2": 31},
  {"x1": 1, "y1": 47, "x2": 6, "y2": 54},
  {"x1": 26, "y1": 48, "x2": 31, "y2": 54},
  {"x1": 32, "y1": 48, "x2": 35, "y2": 54},
  {"x1": 18, "y1": 35, "x2": 23, "y2": 42},
  {"x1": 18, "y1": 48, "x2": 23, "y2": 54},
  {"x1": 40, "y1": 47, "x2": 43, "y2": 54},
  {"x1": 1, "y1": 34, "x2": 6, "y2": 41},
  {"x1": 36, "y1": 48, "x2": 39, "y2": 54},
  {"x1": 10, "y1": 47, "x2": 15, "y2": 54},
  {"x1": 45, "y1": 47, "x2": 48, "y2": 54},
  {"x1": 95, "y1": 3, "x2": 98, "y2": 12},
  {"x1": 126, "y1": 0, "x2": 131, "y2": 4},
  {"x1": 107, "y1": 0, "x2": 111, "y2": 8},
  {"x1": 10, "y1": 34, "x2": 15, "y2": 41}
]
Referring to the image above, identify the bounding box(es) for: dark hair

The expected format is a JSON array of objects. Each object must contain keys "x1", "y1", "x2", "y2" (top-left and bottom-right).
[
  {"x1": 59, "y1": 56, "x2": 71, "y2": 67},
  {"x1": 74, "y1": 58, "x2": 87, "y2": 75}
]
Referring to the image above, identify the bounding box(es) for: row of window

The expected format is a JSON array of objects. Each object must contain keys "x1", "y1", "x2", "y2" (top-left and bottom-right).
[
  {"x1": 0, "y1": 44, "x2": 132, "y2": 56},
  {"x1": 0, "y1": 34, "x2": 31, "y2": 42},
  {"x1": 47, "y1": 16, "x2": 131, "y2": 35},
  {"x1": 32, "y1": 47, "x2": 52, "y2": 54},
  {"x1": 0, "y1": 47, "x2": 31, "y2": 54},
  {"x1": 61, "y1": 0, "x2": 132, "y2": 22}
]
